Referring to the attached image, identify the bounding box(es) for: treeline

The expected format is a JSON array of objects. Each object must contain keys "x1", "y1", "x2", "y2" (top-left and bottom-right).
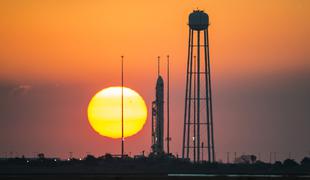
[{"x1": 0, "y1": 153, "x2": 309, "y2": 175}]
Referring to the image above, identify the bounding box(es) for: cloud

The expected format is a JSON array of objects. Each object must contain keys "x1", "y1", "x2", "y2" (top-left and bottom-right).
[
  {"x1": 0, "y1": 82, "x2": 33, "y2": 97},
  {"x1": 10, "y1": 84, "x2": 32, "y2": 96}
]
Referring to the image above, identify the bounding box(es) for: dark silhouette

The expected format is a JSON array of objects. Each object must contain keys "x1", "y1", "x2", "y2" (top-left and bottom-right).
[
  {"x1": 234, "y1": 155, "x2": 257, "y2": 164},
  {"x1": 0, "y1": 154, "x2": 309, "y2": 176},
  {"x1": 283, "y1": 159, "x2": 299, "y2": 167},
  {"x1": 301, "y1": 157, "x2": 310, "y2": 166},
  {"x1": 37, "y1": 153, "x2": 45, "y2": 159},
  {"x1": 183, "y1": 10, "x2": 215, "y2": 163}
]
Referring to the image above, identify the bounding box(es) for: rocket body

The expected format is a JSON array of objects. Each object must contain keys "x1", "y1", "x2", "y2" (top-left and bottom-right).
[{"x1": 151, "y1": 76, "x2": 164, "y2": 154}]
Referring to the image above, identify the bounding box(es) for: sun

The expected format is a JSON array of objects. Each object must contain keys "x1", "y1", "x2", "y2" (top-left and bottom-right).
[{"x1": 87, "y1": 86, "x2": 147, "y2": 139}]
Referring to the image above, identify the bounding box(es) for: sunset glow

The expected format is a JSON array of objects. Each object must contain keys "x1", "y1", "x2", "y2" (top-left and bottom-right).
[{"x1": 0, "y1": 0, "x2": 309, "y2": 161}]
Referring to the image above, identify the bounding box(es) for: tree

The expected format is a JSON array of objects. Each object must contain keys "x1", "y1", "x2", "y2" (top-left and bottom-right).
[
  {"x1": 37, "y1": 153, "x2": 45, "y2": 159},
  {"x1": 283, "y1": 159, "x2": 299, "y2": 167},
  {"x1": 104, "y1": 153, "x2": 113, "y2": 160},
  {"x1": 85, "y1": 154, "x2": 96, "y2": 161},
  {"x1": 301, "y1": 157, "x2": 310, "y2": 166}
]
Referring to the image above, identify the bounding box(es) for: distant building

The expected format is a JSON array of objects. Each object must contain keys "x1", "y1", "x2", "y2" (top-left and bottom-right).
[{"x1": 234, "y1": 155, "x2": 257, "y2": 164}]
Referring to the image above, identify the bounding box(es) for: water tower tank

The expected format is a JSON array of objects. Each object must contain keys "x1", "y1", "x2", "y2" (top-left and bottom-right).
[{"x1": 189, "y1": 10, "x2": 209, "y2": 30}]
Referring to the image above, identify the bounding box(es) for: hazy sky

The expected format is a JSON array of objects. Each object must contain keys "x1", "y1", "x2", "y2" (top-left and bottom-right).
[{"x1": 1, "y1": 0, "x2": 310, "y2": 162}]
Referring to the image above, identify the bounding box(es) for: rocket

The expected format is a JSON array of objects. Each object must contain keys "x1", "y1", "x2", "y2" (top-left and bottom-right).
[{"x1": 151, "y1": 59, "x2": 165, "y2": 155}]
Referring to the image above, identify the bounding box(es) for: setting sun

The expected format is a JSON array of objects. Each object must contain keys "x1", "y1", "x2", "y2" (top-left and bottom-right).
[{"x1": 87, "y1": 87, "x2": 147, "y2": 139}]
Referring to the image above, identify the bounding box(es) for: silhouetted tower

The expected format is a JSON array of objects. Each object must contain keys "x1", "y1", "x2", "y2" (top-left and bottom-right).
[
  {"x1": 182, "y1": 10, "x2": 215, "y2": 163},
  {"x1": 152, "y1": 57, "x2": 164, "y2": 155}
]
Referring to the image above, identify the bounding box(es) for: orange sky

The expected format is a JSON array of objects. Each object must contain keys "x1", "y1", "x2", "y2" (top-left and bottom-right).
[
  {"x1": 0, "y1": 0, "x2": 310, "y2": 161},
  {"x1": 1, "y1": 0, "x2": 309, "y2": 83}
]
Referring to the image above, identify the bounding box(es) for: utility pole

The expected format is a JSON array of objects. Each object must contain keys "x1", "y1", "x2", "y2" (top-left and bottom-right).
[
  {"x1": 166, "y1": 55, "x2": 171, "y2": 155},
  {"x1": 227, "y1": 152, "x2": 230, "y2": 164},
  {"x1": 121, "y1": 56, "x2": 124, "y2": 158}
]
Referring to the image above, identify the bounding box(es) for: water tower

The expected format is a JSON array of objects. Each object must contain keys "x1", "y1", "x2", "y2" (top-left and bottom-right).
[{"x1": 182, "y1": 10, "x2": 215, "y2": 163}]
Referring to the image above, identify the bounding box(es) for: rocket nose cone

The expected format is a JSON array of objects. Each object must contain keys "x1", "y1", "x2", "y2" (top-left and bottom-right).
[{"x1": 157, "y1": 76, "x2": 164, "y2": 84}]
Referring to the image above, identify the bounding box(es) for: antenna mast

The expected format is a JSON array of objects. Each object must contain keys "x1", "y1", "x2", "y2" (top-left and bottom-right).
[
  {"x1": 167, "y1": 55, "x2": 170, "y2": 154},
  {"x1": 157, "y1": 56, "x2": 160, "y2": 76},
  {"x1": 121, "y1": 55, "x2": 124, "y2": 158}
]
